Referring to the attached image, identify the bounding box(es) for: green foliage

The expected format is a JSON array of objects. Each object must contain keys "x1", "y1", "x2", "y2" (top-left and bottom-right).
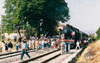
[
  {"x1": 96, "y1": 27, "x2": 100, "y2": 40},
  {"x1": 89, "y1": 33, "x2": 96, "y2": 40},
  {"x1": 2, "y1": 0, "x2": 18, "y2": 33},
  {"x1": 25, "y1": 24, "x2": 36, "y2": 36},
  {"x1": 2, "y1": 0, "x2": 70, "y2": 37}
]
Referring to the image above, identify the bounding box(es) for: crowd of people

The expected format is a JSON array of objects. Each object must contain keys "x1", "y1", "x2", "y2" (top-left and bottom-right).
[
  {"x1": 1, "y1": 38, "x2": 60, "y2": 60},
  {"x1": 1, "y1": 38, "x2": 59, "y2": 53},
  {"x1": 1, "y1": 40, "x2": 13, "y2": 52},
  {"x1": 1, "y1": 37, "x2": 88, "y2": 60}
]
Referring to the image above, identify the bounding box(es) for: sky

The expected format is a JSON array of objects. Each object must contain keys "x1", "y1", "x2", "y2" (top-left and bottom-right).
[
  {"x1": 0, "y1": 0, "x2": 5, "y2": 25},
  {"x1": 65, "y1": 0, "x2": 100, "y2": 34},
  {"x1": 0, "y1": 0, "x2": 100, "y2": 34}
]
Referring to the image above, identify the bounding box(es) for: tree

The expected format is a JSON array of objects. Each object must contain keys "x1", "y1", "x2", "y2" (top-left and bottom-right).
[
  {"x1": 96, "y1": 27, "x2": 100, "y2": 40},
  {"x1": 2, "y1": 0, "x2": 70, "y2": 38},
  {"x1": 89, "y1": 33, "x2": 96, "y2": 40},
  {"x1": 2, "y1": 0, "x2": 20, "y2": 34}
]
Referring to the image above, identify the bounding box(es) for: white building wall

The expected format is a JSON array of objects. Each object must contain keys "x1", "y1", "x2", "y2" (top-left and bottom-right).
[{"x1": 4, "y1": 33, "x2": 24, "y2": 40}]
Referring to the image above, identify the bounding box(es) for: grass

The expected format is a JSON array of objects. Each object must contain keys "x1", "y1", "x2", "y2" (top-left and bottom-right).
[
  {"x1": 68, "y1": 41, "x2": 96, "y2": 63},
  {"x1": 77, "y1": 40, "x2": 100, "y2": 63}
]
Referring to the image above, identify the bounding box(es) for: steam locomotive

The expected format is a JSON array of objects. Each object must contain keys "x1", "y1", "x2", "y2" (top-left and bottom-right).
[{"x1": 59, "y1": 24, "x2": 88, "y2": 49}]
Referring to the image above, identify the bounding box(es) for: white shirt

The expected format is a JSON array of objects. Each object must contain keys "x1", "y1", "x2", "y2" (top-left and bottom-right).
[
  {"x1": 2, "y1": 42, "x2": 5, "y2": 50},
  {"x1": 22, "y1": 43, "x2": 27, "y2": 50},
  {"x1": 76, "y1": 42, "x2": 80, "y2": 46},
  {"x1": 29, "y1": 40, "x2": 32, "y2": 47},
  {"x1": 2, "y1": 42, "x2": 5, "y2": 48}
]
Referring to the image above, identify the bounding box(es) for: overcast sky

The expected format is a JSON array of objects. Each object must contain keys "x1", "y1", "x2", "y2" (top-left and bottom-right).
[
  {"x1": 65, "y1": 0, "x2": 100, "y2": 34},
  {"x1": 0, "y1": 0, "x2": 100, "y2": 34},
  {"x1": 0, "y1": 0, "x2": 5, "y2": 24}
]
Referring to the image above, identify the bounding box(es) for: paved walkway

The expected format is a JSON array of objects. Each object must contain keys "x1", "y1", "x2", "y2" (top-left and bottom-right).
[
  {"x1": 62, "y1": 49, "x2": 82, "y2": 63},
  {"x1": 47, "y1": 49, "x2": 82, "y2": 63}
]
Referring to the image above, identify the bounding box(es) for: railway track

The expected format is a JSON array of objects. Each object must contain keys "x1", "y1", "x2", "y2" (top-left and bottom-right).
[
  {"x1": 0, "y1": 51, "x2": 21, "y2": 56},
  {"x1": 29, "y1": 51, "x2": 61, "y2": 63},
  {"x1": 0, "y1": 48, "x2": 82, "y2": 63},
  {"x1": 0, "y1": 48, "x2": 60, "y2": 63},
  {"x1": 20, "y1": 49, "x2": 81, "y2": 63},
  {"x1": 19, "y1": 49, "x2": 60, "y2": 63},
  {"x1": 0, "y1": 50, "x2": 34, "y2": 59}
]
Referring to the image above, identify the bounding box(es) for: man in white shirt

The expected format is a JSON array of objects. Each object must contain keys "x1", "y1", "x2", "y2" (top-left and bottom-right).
[
  {"x1": 76, "y1": 41, "x2": 80, "y2": 49},
  {"x1": 2, "y1": 40, "x2": 5, "y2": 53}
]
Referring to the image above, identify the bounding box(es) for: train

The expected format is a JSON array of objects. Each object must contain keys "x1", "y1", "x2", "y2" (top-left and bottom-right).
[{"x1": 58, "y1": 24, "x2": 89, "y2": 49}]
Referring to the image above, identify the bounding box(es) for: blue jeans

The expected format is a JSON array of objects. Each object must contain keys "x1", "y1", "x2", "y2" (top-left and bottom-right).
[
  {"x1": 16, "y1": 46, "x2": 19, "y2": 52},
  {"x1": 21, "y1": 49, "x2": 30, "y2": 60},
  {"x1": 64, "y1": 42, "x2": 68, "y2": 53},
  {"x1": 42, "y1": 44, "x2": 44, "y2": 49},
  {"x1": 39, "y1": 44, "x2": 42, "y2": 49}
]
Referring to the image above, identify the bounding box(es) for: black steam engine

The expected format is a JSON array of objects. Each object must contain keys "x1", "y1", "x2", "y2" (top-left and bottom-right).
[{"x1": 62, "y1": 24, "x2": 88, "y2": 48}]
